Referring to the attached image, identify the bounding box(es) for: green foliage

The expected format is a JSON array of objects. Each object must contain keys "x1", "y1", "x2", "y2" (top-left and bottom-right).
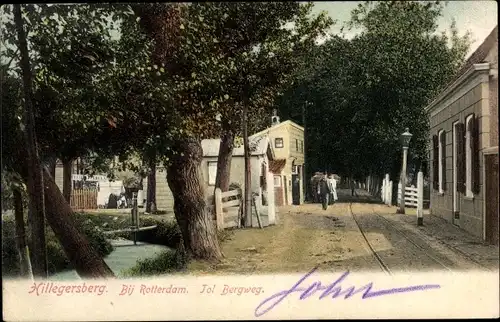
[
  {"x1": 133, "y1": 218, "x2": 182, "y2": 248},
  {"x1": 2, "y1": 213, "x2": 113, "y2": 276},
  {"x1": 72, "y1": 214, "x2": 115, "y2": 256},
  {"x1": 277, "y1": 1, "x2": 471, "y2": 180},
  {"x1": 122, "y1": 249, "x2": 185, "y2": 277},
  {"x1": 133, "y1": 3, "x2": 333, "y2": 143}
]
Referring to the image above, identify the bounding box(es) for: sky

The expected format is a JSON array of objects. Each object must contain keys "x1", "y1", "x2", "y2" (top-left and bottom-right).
[{"x1": 311, "y1": 1, "x2": 498, "y2": 58}]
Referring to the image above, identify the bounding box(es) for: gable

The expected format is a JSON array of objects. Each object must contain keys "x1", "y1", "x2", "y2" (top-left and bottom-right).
[{"x1": 250, "y1": 120, "x2": 304, "y2": 139}]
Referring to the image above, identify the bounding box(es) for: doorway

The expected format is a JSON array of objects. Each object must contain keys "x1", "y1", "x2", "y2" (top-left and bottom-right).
[
  {"x1": 292, "y1": 174, "x2": 300, "y2": 205},
  {"x1": 283, "y1": 176, "x2": 288, "y2": 205},
  {"x1": 484, "y1": 153, "x2": 499, "y2": 246},
  {"x1": 452, "y1": 122, "x2": 460, "y2": 226}
]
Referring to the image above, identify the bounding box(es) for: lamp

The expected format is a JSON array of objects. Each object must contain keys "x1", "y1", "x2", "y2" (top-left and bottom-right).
[
  {"x1": 397, "y1": 128, "x2": 412, "y2": 214},
  {"x1": 401, "y1": 128, "x2": 413, "y2": 149}
]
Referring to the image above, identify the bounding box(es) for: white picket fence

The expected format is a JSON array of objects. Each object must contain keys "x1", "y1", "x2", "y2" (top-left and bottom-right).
[
  {"x1": 381, "y1": 171, "x2": 424, "y2": 223},
  {"x1": 380, "y1": 174, "x2": 393, "y2": 206},
  {"x1": 398, "y1": 185, "x2": 418, "y2": 208}
]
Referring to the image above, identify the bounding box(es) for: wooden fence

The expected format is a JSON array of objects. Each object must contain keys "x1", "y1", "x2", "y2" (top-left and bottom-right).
[
  {"x1": 398, "y1": 185, "x2": 418, "y2": 208},
  {"x1": 70, "y1": 189, "x2": 98, "y2": 210},
  {"x1": 212, "y1": 188, "x2": 242, "y2": 231}
]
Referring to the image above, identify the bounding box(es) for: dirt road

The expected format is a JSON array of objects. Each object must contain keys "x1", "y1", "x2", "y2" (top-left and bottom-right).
[{"x1": 189, "y1": 189, "x2": 498, "y2": 275}]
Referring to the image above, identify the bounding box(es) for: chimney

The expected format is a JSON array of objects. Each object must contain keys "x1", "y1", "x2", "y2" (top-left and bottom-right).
[{"x1": 271, "y1": 109, "x2": 280, "y2": 126}]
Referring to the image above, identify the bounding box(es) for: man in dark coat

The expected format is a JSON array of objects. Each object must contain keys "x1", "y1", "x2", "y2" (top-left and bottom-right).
[{"x1": 318, "y1": 174, "x2": 331, "y2": 210}]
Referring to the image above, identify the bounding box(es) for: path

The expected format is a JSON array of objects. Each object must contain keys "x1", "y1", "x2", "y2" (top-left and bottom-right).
[
  {"x1": 50, "y1": 240, "x2": 172, "y2": 280},
  {"x1": 189, "y1": 188, "x2": 499, "y2": 274}
]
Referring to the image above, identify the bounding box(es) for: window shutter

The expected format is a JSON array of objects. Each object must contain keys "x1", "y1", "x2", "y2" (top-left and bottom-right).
[
  {"x1": 471, "y1": 115, "x2": 481, "y2": 194},
  {"x1": 432, "y1": 135, "x2": 439, "y2": 190},
  {"x1": 440, "y1": 131, "x2": 447, "y2": 191},
  {"x1": 456, "y1": 123, "x2": 466, "y2": 194}
]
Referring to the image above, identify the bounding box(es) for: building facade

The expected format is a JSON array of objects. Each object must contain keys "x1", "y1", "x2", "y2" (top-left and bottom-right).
[
  {"x1": 142, "y1": 136, "x2": 276, "y2": 221},
  {"x1": 250, "y1": 118, "x2": 305, "y2": 206},
  {"x1": 426, "y1": 26, "x2": 498, "y2": 245}
]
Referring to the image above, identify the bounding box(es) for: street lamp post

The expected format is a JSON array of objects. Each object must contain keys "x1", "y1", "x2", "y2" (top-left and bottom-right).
[{"x1": 397, "y1": 128, "x2": 413, "y2": 215}]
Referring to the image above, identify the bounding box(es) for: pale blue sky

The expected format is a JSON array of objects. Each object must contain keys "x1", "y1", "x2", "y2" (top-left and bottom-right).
[{"x1": 311, "y1": 1, "x2": 498, "y2": 58}]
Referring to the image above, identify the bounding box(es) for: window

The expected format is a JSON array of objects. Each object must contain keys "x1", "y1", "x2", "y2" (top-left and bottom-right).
[
  {"x1": 438, "y1": 130, "x2": 444, "y2": 193},
  {"x1": 300, "y1": 140, "x2": 304, "y2": 153},
  {"x1": 275, "y1": 138, "x2": 284, "y2": 148},
  {"x1": 273, "y1": 175, "x2": 281, "y2": 187},
  {"x1": 465, "y1": 115, "x2": 473, "y2": 197},
  {"x1": 295, "y1": 139, "x2": 299, "y2": 152},
  {"x1": 208, "y1": 162, "x2": 217, "y2": 186}
]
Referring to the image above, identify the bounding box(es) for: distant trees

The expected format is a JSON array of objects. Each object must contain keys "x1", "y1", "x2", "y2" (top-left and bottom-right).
[{"x1": 276, "y1": 1, "x2": 471, "y2": 185}]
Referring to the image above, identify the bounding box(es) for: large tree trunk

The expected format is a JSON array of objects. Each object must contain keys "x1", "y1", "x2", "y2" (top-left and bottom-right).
[
  {"x1": 12, "y1": 155, "x2": 116, "y2": 278},
  {"x1": 62, "y1": 158, "x2": 73, "y2": 203},
  {"x1": 13, "y1": 186, "x2": 33, "y2": 279},
  {"x1": 166, "y1": 138, "x2": 223, "y2": 261},
  {"x1": 146, "y1": 152, "x2": 157, "y2": 213},
  {"x1": 43, "y1": 167, "x2": 115, "y2": 278},
  {"x1": 215, "y1": 128, "x2": 235, "y2": 193},
  {"x1": 14, "y1": 4, "x2": 48, "y2": 278}
]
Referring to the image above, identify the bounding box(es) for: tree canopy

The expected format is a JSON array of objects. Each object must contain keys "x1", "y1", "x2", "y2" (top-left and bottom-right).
[{"x1": 276, "y1": 0, "x2": 471, "y2": 182}]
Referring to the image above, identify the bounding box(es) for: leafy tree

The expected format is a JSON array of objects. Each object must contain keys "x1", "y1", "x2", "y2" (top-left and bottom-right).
[
  {"x1": 277, "y1": 1, "x2": 471, "y2": 191},
  {"x1": 132, "y1": 2, "x2": 333, "y2": 258},
  {"x1": 1, "y1": 4, "x2": 130, "y2": 278}
]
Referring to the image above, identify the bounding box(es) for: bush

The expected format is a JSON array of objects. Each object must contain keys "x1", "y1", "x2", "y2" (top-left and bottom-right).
[
  {"x1": 122, "y1": 249, "x2": 186, "y2": 277},
  {"x1": 132, "y1": 218, "x2": 182, "y2": 248},
  {"x1": 2, "y1": 213, "x2": 114, "y2": 277},
  {"x1": 72, "y1": 214, "x2": 114, "y2": 256}
]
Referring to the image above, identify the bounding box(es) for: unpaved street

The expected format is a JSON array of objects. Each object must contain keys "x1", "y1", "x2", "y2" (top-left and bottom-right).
[{"x1": 189, "y1": 189, "x2": 498, "y2": 275}]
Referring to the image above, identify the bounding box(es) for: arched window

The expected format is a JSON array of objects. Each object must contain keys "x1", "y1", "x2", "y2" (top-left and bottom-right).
[
  {"x1": 465, "y1": 114, "x2": 474, "y2": 197},
  {"x1": 438, "y1": 130, "x2": 445, "y2": 193}
]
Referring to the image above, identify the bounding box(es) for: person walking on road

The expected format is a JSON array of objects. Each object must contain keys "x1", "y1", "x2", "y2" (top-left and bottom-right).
[
  {"x1": 350, "y1": 178, "x2": 358, "y2": 197},
  {"x1": 328, "y1": 174, "x2": 338, "y2": 204},
  {"x1": 318, "y1": 173, "x2": 331, "y2": 210}
]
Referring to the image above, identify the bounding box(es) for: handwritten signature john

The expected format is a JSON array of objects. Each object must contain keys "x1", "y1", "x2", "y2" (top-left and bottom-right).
[{"x1": 254, "y1": 267, "x2": 441, "y2": 317}]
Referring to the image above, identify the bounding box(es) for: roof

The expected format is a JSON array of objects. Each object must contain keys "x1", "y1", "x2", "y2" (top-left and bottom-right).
[
  {"x1": 269, "y1": 159, "x2": 287, "y2": 174},
  {"x1": 250, "y1": 120, "x2": 304, "y2": 139},
  {"x1": 202, "y1": 136, "x2": 271, "y2": 157},
  {"x1": 425, "y1": 25, "x2": 498, "y2": 112},
  {"x1": 454, "y1": 25, "x2": 497, "y2": 81}
]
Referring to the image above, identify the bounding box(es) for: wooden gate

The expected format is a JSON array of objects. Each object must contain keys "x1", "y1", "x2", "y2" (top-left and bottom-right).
[
  {"x1": 485, "y1": 153, "x2": 499, "y2": 246},
  {"x1": 70, "y1": 189, "x2": 98, "y2": 210}
]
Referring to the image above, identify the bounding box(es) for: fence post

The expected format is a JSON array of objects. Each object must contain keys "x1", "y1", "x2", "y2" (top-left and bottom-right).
[
  {"x1": 387, "y1": 181, "x2": 393, "y2": 206},
  {"x1": 381, "y1": 178, "x2": 386, "y2": 203},
  {"x1": 417, "y1": 171, "x2": 424, "y2": 226},
  {"x1": 397, "y1": 182, "x2": 402, "y2": 206},
  {"x1": 214, "y1": 188, "x2": 224, "y2": 231},
  {"x1": 266, "y1": 169, "x2": 276, "y2": 225},
  {"x1": 384, "y1": 174, "x2": 390, "y2": 204}
]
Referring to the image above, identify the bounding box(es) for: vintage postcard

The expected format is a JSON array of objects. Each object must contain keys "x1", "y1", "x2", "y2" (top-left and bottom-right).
[{"x1": 1, "y1": 1, "x2": 499, "y2": 320}]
